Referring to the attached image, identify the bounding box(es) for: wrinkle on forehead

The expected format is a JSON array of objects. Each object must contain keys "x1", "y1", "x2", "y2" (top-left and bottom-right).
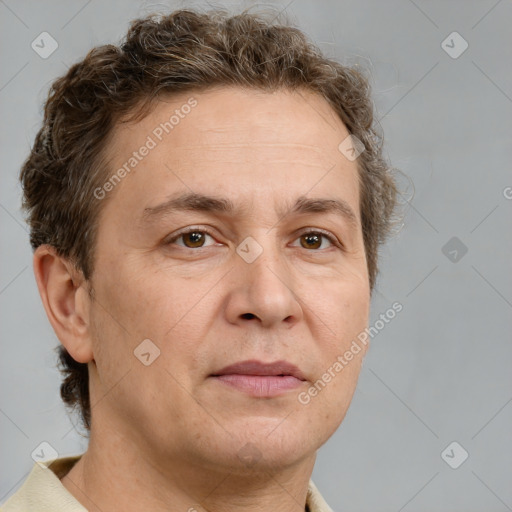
[
  {"x1": 105, "y1": 87, "x2": 357, "y2": 210},
  {"x1": 110, "y1": 88, "x2": 350, "y2": 168},
  {"x1": 162, "y1": 143, "x2": 326, "y2": 153},
  {"x1": 164, "y1": 141, "x2": 338, "y2": 171}
]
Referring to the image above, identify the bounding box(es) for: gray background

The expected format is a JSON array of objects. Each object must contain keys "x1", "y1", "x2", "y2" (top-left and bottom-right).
[{"x1": 1, "y1": 0, "x2": 511, "y2": 510}]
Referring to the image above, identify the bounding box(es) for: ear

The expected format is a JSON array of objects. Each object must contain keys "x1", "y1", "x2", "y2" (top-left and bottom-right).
[{"x1": 33, "y1": 244, "x2": 94, "y2": 364}]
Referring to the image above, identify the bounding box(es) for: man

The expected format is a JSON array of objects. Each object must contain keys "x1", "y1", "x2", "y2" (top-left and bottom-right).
[{"x1": 2, "y1": 8, "x2": 398, "y2": 512}]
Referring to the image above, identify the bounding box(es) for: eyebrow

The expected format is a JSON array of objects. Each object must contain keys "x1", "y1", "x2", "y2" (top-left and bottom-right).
[{"x1": 141, "y1": 192, "x2": 359, "y2": 229}]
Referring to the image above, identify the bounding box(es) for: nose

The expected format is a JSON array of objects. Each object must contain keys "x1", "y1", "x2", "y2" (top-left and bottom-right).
[{"x1": 224, "y1": 236, "x2": 304, "y2": 329}]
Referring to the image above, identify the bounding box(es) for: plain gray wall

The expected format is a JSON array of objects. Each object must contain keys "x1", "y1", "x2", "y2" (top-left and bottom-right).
[{"x1": 1, "y1": 1, "x2": 511, "y2": 510}]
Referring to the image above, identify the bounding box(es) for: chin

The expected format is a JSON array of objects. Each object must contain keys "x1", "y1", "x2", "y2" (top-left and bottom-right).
[{"x1": 217, "y1": 415, "x2": 327, "y2": 471}]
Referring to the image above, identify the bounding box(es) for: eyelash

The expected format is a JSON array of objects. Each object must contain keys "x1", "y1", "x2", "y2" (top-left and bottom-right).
[{"x1": 165, "y1": 227, "x2": 341, "y2": 251}]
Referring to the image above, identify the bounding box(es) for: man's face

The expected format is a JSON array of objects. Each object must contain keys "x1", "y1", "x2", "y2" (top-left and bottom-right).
[{"x1": 87, "y1": 87, "x2": 370, "y2": 473}]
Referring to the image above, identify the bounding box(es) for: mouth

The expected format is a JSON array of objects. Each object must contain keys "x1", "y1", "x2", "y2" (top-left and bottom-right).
[{"x1": 210, "y1": 359, "x2": 306, "y2": 398}]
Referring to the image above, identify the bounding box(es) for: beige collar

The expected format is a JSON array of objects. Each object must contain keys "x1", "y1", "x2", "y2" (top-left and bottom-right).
[{"x1": 2, "y1": 455, "x2": 333, "y2": 512}]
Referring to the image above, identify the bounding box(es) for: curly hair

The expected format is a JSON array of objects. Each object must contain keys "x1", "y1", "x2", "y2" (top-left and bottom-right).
[{"x1": 20, "y1": 8, "x2": 400, "y2": 434}]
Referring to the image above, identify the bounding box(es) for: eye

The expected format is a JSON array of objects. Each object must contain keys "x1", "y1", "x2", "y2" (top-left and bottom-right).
[
  {"x1": 291, "y1": 230, "x2": 338, "y2": 250},
  {"x1": 166, "y1": 228, "x2": 217, "y2": 249},
  {"x1": 165, "y1": 227, "x2": 340, "y2": 251}
]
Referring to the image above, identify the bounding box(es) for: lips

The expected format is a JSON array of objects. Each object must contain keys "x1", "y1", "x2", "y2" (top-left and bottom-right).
[
  {"x1": 212, "y1": 360, "x2": 306, "y2": 380},
  {"x1": 210, "y1": 360, "x2": 306, "y2": 398}
]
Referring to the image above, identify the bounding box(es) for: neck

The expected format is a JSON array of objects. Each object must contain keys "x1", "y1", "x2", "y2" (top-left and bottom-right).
[{"x1": 60, "y1": 422, "x2": 316, "y2": 512}]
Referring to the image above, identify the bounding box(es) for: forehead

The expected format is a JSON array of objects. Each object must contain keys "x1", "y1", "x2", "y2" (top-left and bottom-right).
[
  {"x1": 111, "y1": 86, "x2": 350, "y2": 161},
  {"x1": 103, "y1": 87, "x2": 360, "y2": 220}
]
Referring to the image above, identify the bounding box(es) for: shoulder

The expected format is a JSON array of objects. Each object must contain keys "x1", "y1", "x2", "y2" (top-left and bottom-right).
[{"x1": 1, "y1": 456, "x2": 86, "y2": 512}]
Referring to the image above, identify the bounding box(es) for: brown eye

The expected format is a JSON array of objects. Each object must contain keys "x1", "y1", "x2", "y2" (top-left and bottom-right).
[
  {"x1": 296, "y1": 231, "x2": 335, "y2": 250},
  {"x1": 182, "y1": 231, "x2": 207, "y2": 248},
  {"x1": 167, "y1": 229, "x2": 216, "y2": 249},
  {"x1": 300, "y1": 233, "x2": 322, "y2": 249}
]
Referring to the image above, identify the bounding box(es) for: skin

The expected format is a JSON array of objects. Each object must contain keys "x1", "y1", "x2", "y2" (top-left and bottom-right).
[{"x1": 34, "y1": 87, "x2": 370, "y2": 512}]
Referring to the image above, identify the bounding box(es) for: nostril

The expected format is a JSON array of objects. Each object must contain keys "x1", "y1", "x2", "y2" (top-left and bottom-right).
[{"x1": 241, "y1": 313, "x2": 256, "y2": 320}]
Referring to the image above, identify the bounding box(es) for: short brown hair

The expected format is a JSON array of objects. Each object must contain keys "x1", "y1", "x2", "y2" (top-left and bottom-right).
[{"x1": 20, "y1": 8, "x2": 400, "y2": 434}]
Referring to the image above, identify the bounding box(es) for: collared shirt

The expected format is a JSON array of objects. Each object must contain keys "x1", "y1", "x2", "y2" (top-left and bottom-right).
[{"x1": 1, "y1": 455, "x2": 334, "y2": 512}]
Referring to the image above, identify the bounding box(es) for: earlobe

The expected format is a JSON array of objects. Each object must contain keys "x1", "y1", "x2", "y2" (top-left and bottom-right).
[{"x1": 33, "y1": 245, "x2": 94, "y2": 364}]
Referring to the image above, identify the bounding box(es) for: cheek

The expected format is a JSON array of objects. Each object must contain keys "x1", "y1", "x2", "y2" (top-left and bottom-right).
[
  {"x1": 305, "y1": 280, "x2": 369, "y2": 412},
  {"x1": 333, "y1": 291, "x2": 370, "y2": 373},
  {"x1": 320, "y1": 276, "x2": 370, "y2": 350},
  {"x1": 343, "y1": 291, "x2": 370, "y2": 344},
  {"x1": 96, "y1": 259, "x2": 177, "y2": 332},
  {"x1": 94, "y1": 264, "x2": 209, "y2": 379}
]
